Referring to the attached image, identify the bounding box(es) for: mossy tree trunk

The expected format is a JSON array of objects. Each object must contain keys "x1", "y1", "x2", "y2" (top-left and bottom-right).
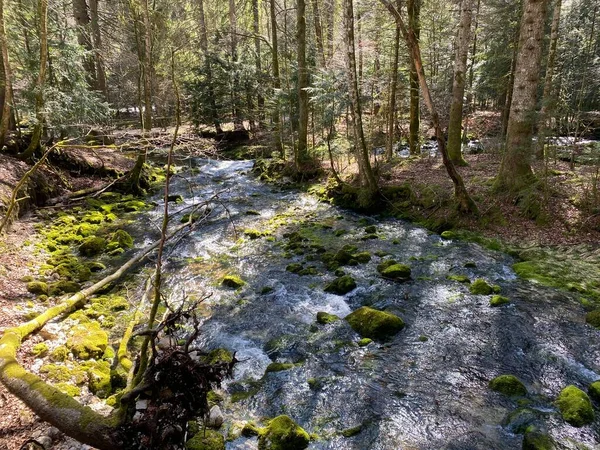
[
  {"x1": 408, "y1": 0, "x2": 420, "y2": 156},
  {"x1": 296, "y1": 0, "x2": 310, "y2": 169},
  {"x1": 0, "y1": 0, "x2": 14, "y2": 148},
  {"x1": 20, "y1": 0, "x2": 48, "y2": 162},
  {"x1": 495, "y1": 0, "x2": 548, "y2": 192},
  {"x1": 379, "y1": 0, "x2": 478, "y2": 215},
  {"x1": 344, "y1": 0, "x2": 378, "y2": 196},
  {"x1": 447, "y1": 0, "x2": 473, "y2": 166}
]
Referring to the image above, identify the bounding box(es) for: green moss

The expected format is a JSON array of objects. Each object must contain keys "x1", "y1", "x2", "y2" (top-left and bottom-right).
[
  {"x1": 298, "y1": 266, "x2": 318, "y2": 276},
  {"x1": 221, "y1": 275, "x2": 245, "y2": 288},
  {"x1": 324, "y1": 275, "x2": 356, "y2": 295},
  {"x1": 26, "y1": 281, "x2": 48, "y2": 295},
  {"x1": 358, "y1": 338, "x2": 372, "y2": 347},
  {"x1": 31, "y1": 343, "x2": 48, "y2": 357},
  {"x1": 266, "y1": 362, "x2": 295, "y2": 373},
  {"x1": 207, "y1": 390, "x2": 223, "y2": 406},
  {"x1": 340, "y1": 425, "x2": 362, "y2": 437},
  {"x1": 87, "y1": 360, "x2": 112, "y2": 398},
  {"x1": 186, "y1": 429, "x2": 225, "y2": 450},
  {"x1": 440, "y1": 230, "x2": 457, "y2": 239},
  {"x1": 244, "y1": 229, "x2": 267, "y2": 239},
  {"x1": 316, "y1": 312, "x2": 339, "y2": 324},
  {"x1": 54, "y1": 382, "x2": 81, "y2": 397},
  {"x1": 489, "y1": 375, "x2": 527, "y2": 397},
  {"x1": 470, "y1": 279, "x2": 501, "y2": 295},
  {"x1": 81, "y1": 211, "x2": 105, "y2": 224},
  {"x1": 361, "y1": 234, "x2": 379, "y2": 241},
  {"x1": 585, "y1": 310, "x2": 600, "y2": 328},
  {"x1": 353, "y1": 252, "x2": 371, "y2": 263},
  {"x1": 40, "y1": 364, "x2": 73, "y2": 382},
  {"x1": 258, "y1": 415, "x2": 310, "y2": 450},
  {"x1": 555, "y1": 385, "x2": 594, "y2": 427},
  {"x1": 446, "y1": 274, "x2": 470, "y2": 283},
  {"x1": 286, "y1": 263, "x2": 304, "y2": 274},
  {"x1": 380, "y1": 264, "x2": 411, "y2": 281},
  {"x1": 88, "y1": 261, "x2": 106, "y2": 272},
  {"x1": 66, "y1": 322, "x2": 108, "y2": 360},
  {"x1": 109, "y1": 230, "x2": 134, "y2": 249},
  {"x1": 48, "y1": 280, "x2": 81, "y2": 296},
  {"x1": 345, "y1": 306, "x2": 405, "y2": 341},
  {"x1": 76, "y1": 223, "x2": 99, "y2": 237},
  {"x1": 79, "y1": 236, "x2": 107, "y2": 257},
  {"x1": 241, "y1": 422, "x2": 261, "y2": 437},
  {"x1": 364, "y1": 225, "x2": 377, "y2": 234},
  {"x1": 122, "y1": 200, "x2": 149, "y2": 212},
  {"x1": 490, "y1": 295, "x2": 510, "y2": 307},
  {"x1": 418, "y1": 335, "x2": 429, "y2": 342},
  {"x1": 588, "y1": 381, "x2": 600, "y2": 402},
  {"x1": 522, "y1": 431, "x2": 556, "y2": 450},
  {"x1": 50, "y1": 345, "x2": 69, "y2": 362},
  {"x1": 203, "y1": 348, "x2": 233, "y2": 365}
]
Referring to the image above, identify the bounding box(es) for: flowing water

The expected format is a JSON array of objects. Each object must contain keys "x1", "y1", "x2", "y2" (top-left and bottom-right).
[{"x1": 134, "y1": 158, "x2": 599, "y2": 449}]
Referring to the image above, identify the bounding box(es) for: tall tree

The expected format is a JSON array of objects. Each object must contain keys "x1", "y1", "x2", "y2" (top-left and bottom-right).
[
  {"x1": 73, "y1": 0, "x2": 96, "y2": 86},
  {"x1": 344, "y1": 0, "x2": 378, "y2": 194},
  {"x1": 447, "y1": 0, "x2": 473, "y2": 166},
  {"x1": 296, "y1": 0, "x2": 310, "y2": 167},
  {"x1": 0, "y1": 0, "x2": 13, "y2": 148},
  {"x1": 198, "y1": 0, "x2": 222, "y2": 134},
  {"x1": 385, "y1": 21, "x2": 401, "y2": 161},
  {"x1": 407, "y1": 0, "x2": 420, "y2": 155},
  {"x1": 311, "y1": 0, "x2": 326, "y2": 67},
  {"x1": 89, "y1": 0, "x2": 107, "y2": 97},
  {"x1": 270, "y1": 0, "x2": 283, "y2": 155},
  {"x1": 253, "y1": 0, "x2": 264, "y2": 126},
  {"x1": 495, "y1": 0, "x2": 549, "y2": 192},
  {"x1": 229, "y1": 0, "x2": 244, "y2": 130}
]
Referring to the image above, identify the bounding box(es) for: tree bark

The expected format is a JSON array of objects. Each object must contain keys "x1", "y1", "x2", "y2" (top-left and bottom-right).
[
  {"x1": 385, "y1": 23, "x2": 400, "y2": 161},
  {"x1": 0, "y1": 0, "x2": 14, "y2": 148},
  {"x1": 344, "y1": 0, "x2": 377, "y2": 193},
  {"x1": 407, "y1": 0, "x2": 420, "y2": 155},
  {"x1": 229, "y1": 0, "x2": 244, "y2": 130},
  {"x1": 253, "y1": 0, "x2": 264, "y2": 127},
  {"x1": 296, "y1": 0, "x2": 310, "y2": 167},
  {"x1": 495, "y1": 0, "x2": 549, "y2": 192},
  {"x1": 311, "y1": 0, "x2": 326, "y2": 67},
  {"x1": 447, "y1": 0, "x2": 473, "y2": 166},
  {"x1": 89, "y1": 0, "x2": 107, "y2": 98},
  {"x1": 270, "y1": 0, "x2": 283, "y2": 155},
  {"x1": 141, "y1": 0, "x2": 152, "y2": 132},
  {"x1": 199, "y1": 0, "x2": 222, "y2": 134},
  {"x1": 535, "y1": 0, "x2": 561, "y2": 160},
  {"x1": 379, "y1": 0, "x2": 478, "y2": 214},
  {"x1": 73, "y1": 0, "x2": 96, "y2": 87},
  {"x1": 325, "y1": 0, "x2": 334, "y2": 61}
]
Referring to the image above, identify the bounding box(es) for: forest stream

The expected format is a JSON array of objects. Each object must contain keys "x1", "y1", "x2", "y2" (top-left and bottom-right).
[{"x1": 116, "y1": 157, "x2": 600, "y2": 449}]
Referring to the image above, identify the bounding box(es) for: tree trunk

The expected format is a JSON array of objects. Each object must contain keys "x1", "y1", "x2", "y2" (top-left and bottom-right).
[
  {"x1": 141, "y1": 0, "x2": 152, "y2": 132},
  {"x1": 20, "y1": 0, "x2": 48, "y2": 161},
  {"x1": 496, "y1": 0, "x2": 549, "y2": 192},
  {"x1": 408, "y1": 0, "x2": 420, "y2": 156},
  {"x1": 379, "y1": 0, "x2": 478, "y2": 214},
  {"x1": 501, "y1": 27, "x2": 520, "y2": 138},
  {"x1": 270, "y1": 0, "x2": 283, "y2": 155},
  {"x1": 230, "y1": 0, "x2": 244, "y2": 130},
  {"x1": 73, "y1": 0, "x2": 96, "y2": 87},
  {"x1": 447, "y1": 0, "x2": 473, "y2": 166},
  {"x1": 385, "y1": 23, "x2": 400, "y2": 161},
  {"x1": 199, "y1": 0, "x2": 222, "y2": 134},
  {"x1": 297, "y1": 0, "x2": 310, "y2": 167},
  {"x1": 535, "y1": 0, "x2": 561, "y2": 160},
  {"x1": 311, "y1": 0, "x2": 326, "y2": 67},
  {"x1": 462, "y1": 0, "x2": 480, "y2": 143},
  {"x1": 0, "y1": 0, "x2": 14, "y2": 148},
  {"x1": 344, "y1": 0, "x2": 377, "y2": 194},
  {"x1": 253, "y1": 0, "x2": 264, "y2": 127},
  {"x1": 89, "y1": 0, "x2": 107, "y2": 98},
  {"x1": 325, "y1": 0, "x2": 334, "y2": 61}
]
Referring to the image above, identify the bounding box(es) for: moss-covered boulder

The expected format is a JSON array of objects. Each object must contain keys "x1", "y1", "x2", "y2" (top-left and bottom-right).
[
  {"x1": 447, "y1": 274, "x2": 470, "y2": 283},
  {"x1": 258, "y1": 415, "x2": 309, "y2": 450},
  {"x1": 186, "y1": 429, "x2": 225, "y2": 450},
  {"x1": 316, "y1": 312, "x2": 339, "y2": 324},
  {"x1": 87, "y1": 360, "x2": 112, "y2": 398},
  {"x1": 266, "y1": 362, "x2": 294, "y2": 373},
  {"x1": 345, "y1": 306, "x2": 405, "y2": 341},
  {"x1": 27, "y1": 281, "x2": 48, "y2": 295},
  {"x1": 353, "y1": 252, "x2": 371, "y2": 263},
  {"x1": 203, "y1": 348, "x2": 233, "y2": 365},
  {"x1": 489, "y1": 375, "x2": 527, "y2": 397},
  {"x1": 380, "y1": 264, "x2": 411, "y2": 281},
  {"x1": 79, "y1": 236, "x2": 107, "y2": 256},
  {"x1": 324, "y1": 275, "x2": 356, "y2": 295},
  {"x1": 364, "y1": 225, "x2": 377, "y2": 234},
  {"x1": 221, "y1": 275, "x2": 245, "y2": 288},
  {"x1": 555, "y1": 385, "x2": 594, "y2": 427},
  {"x1": 48, "y1": 280, "x2": 81, "y2": 296},
  {"x1": 589, "y1": 380, "x2": 600, "y2": 402},
  {"x1": 470, "y1": 279, "x2": 501, "y2": 295},
  {"x1": 286, "y1": 263, "x2": 303, "y2": 274},
  {"x1": 585, "y1": 310, "x2": 600, "y2": 328},
  {"x1": 66, "y1": 322, "x2": 109, "y2": 360},
  {"x1": 490, "y1": 295, "x2": 510, "y2": 307},
  {"x1": 109, "y1": 230, "x2": 134, "y2": 249},
  {"x1": 522, "y1": 431, "x2": 556, "y2": 450}
]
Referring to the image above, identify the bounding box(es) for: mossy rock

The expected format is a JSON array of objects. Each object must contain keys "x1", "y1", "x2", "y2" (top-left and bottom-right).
[
  {"x1": 361, "y1": 234, "x2": 379, "y2": 241},
  {"x1": 258, "y1": 415, "x2": 309, "y2": 450},
  {"x1": 380, "y1": 264, "x2": 411, "y2": 281},
  {"x1": 203, "y1": 348, "x2": 233, "y2": 365},
  {"x1": 298, "y1": 266, "x2": 318, "y2": 276},
  {"x1": 186, "y1": 429, "x2": 225, "y2": 450},
  {"x1": 490, "y1": 295, "x2": 510, "y2": 307},
  {"x1": 345, "y1": 306, "x2": 405, "y2": 341},
  {"x1": 54, "y1": 382, "x2": 81, "y2": 398},
  {"x1": 358, "y1": 338, "x2": 372, "y2": 347},
  {"x1": 82, "y1": 211, "x2": 105, "y2": 224},
  {"x1": 207, "y1": 390, "x2": 224, "y2": 406},
  {"x1": 364, "y1": 225, "x2": 377, "y2": 234},
  {"x1": 66, "y1": 322, "x2": 108, "y2": 360},
  {"x1": 316, "y1": 312, "x2": 339, "y2": 324},
  {"x1": 221, "y1": 275, "x2": 245, "y2": 288},
  {"x1": 377, "y1": 259, "x2": 397, "y2": 273},
  {"x1": 241, "y1": 422, "x2": 261, "y2": 437},
  {"x1": 324, "y1": 275, "x2": 356, "y2": 295},
  {"x1": 244, "y1": 229, "x2": 265, "y2": 239},
  {"x1": 585, "y1": 310, "x2": 600, "y2": 328},
  {"x1": 48, "y1": 280, "x2": 81, "y2": 296},
  {"x1": 76, "y1": 223, "x2": 98, "y2": 237},
  {"x1": 589, "y1": 380, "x2": 600, "y2": 403},
  {"x1": 79, "y1": 236, "x2": 107, "y2": 257},
  {"x1": 555, "y1": 385, "x2": 594, "y2": 427},
  {"x1": 266, "y1": 362, "x2": 294, "y2": 373},
  {"x1": 31, "y1": 343, "x2": 48, "y2": 357},
  {"x1": 27, "y1": 281, "x2": 48, "y2": 295},
  {"x1": 447, "y1": 274, "x2": 470, "y2": 283},
  {"x1": 502, "y1": 407, "x2": 540, "y2": 434},
  {"x1": 50, "y1": 345, "x2": 69, "y2": 362},
  {"x1": 522, "y1": 431, "x2": 556, "y2": 450},
  {"x1": 340, "y1": 425, "x2": 362, "y2": 437},
  {"x1": 40, "y1": 364, "x2": 73, "y2": 382},
  {"x1": 122, "y1": 200, "x2": 148, "y2": 212},
  {"x1": 333, "y1": 249, "x2": 353, "y2": 265},
  {"x1": 286, "y1": 263, "x2": 304, "y2": 274},
  {"x1": 489, "y1": 375, "x2": 527, "y2": 397},
  {"x1": 470, "y1": 279, "x2": 501, "y2": 295},
  {"x1": 168, "y1": 194, "x2": 184, "y2": 204},
  {"x1": 353, "y1": 252, "x2": 371, "y2": 263},
  {"x1": 87, "y1": 360, "x2": 112, "y2": 398},
  {"x1": 109, "y1": 230, "x2": 134, "y2": 249},
  {"x1": 440, "y1": 230, "x2": 458, "y2": 239}
]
